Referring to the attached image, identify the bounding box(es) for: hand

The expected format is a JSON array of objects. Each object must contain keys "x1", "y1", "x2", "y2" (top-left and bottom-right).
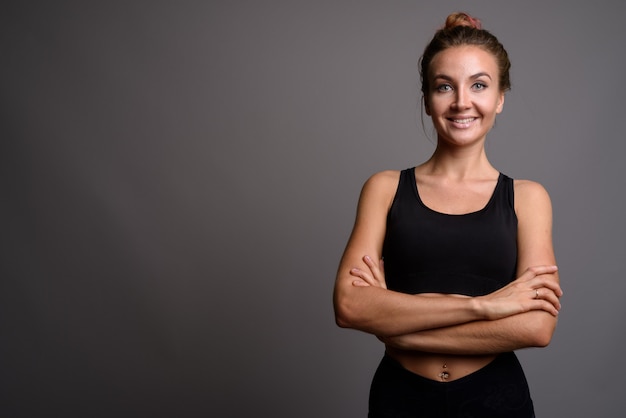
[
  {"x1": 350, "y1": 255, "x2": 387, "y2": 289},
  {"x1": 477, "y1": 265, "x2": 562, "y2": 319}
]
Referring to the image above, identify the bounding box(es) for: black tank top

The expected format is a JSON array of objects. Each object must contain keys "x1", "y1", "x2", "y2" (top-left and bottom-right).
[{"x1": 382, "y1": 168, "x2": 518, "y2": 296}]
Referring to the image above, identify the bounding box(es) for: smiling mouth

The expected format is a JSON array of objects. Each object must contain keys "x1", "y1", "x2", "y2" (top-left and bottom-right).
[{"x1": 449, "y1": 117, "x2": 476, "y2": 124}]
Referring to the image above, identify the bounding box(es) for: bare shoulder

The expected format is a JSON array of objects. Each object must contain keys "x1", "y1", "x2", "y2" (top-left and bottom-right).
[
  {"x1": 341, "y1": 170, "x2": 402, "y2": 263},
  {"x1": 359, "y1": 170, "x2": 400, "y2": 220},
  {"x1": 513, "y1": 179, "x2": 553, "y2": 224},
  {"x1": 360, "y1": 170, "x2": 402, "y2": 205},
  {"x1": 514, "y1": 179, "x2": 552, "y2": 211},
  {"x1": 364, "y1": 169, "x2": 401, "y2": 188}
]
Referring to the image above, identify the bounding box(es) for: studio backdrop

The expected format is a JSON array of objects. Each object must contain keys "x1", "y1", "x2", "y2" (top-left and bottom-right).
[{"x1": 2, "y1": 1, "x2": 625, "y2": 417}]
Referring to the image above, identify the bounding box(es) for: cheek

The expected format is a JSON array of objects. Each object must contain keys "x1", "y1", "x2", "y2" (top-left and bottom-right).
[
  {"x1": 477, "y1": 98, "x2": 502, "y2": 116},
  {"x1": 425, "y1": 98, "x2": 447, "y2": 117}
]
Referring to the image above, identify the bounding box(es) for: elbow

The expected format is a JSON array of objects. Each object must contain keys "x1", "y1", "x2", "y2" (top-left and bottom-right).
[
  {"x1": 333, "y1": 288, "x2": 365, "y2": 330},
  {"x1": 526, "y1": 314, "x2": 557, "y2": 348},
  {"x1": 333, "y1": 285, "x2": 388, "y2": 334},
  {"x1": 335, "y1": 313, "x2": 351, "y2": 329},
  {"x1": 531, "y1": 328, "x2": 553, "y2": 348},
  {"x1": 333, "y1": 300, "x2": 349, "y2": 328},
  {"x1": 333, "y1": 298, "x2": 357, "y2": 329}
]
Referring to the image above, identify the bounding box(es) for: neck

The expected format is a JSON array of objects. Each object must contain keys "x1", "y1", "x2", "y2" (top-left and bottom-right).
[{"x1": 421, "y1": 142, "x2": 496, "y2": 180}]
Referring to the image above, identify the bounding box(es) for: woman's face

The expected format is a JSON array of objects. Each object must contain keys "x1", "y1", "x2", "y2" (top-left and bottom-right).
[{"x1": 425, "y1": 45, "x2": 505, "y2": 147}]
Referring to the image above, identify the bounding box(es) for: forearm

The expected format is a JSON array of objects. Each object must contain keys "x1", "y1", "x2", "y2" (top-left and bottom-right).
[
  {"x1": 336, "y1": 265, "x2": 560, "y2": 337},
  {"x1": 334, "y1": 285, "x2": 485, "y2": 336},
  {"x1": 382, "y1": 310, "x2": 558, "y2": 355}
]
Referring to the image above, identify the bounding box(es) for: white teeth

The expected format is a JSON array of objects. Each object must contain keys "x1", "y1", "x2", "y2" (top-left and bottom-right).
[{"x1": 453, "y1": 118, "x2": 474, "y2": 123}]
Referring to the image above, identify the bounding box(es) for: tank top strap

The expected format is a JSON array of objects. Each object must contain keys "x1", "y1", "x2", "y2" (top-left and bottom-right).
[
  {"x1": 387, "y1": 168, "x2": 416, "y2": 210},
  {"x1": 399, "y1": 167, "x2": 415, "y2": 194},
  {"x1": 496, "y1": 173, "x2": 515, "y2": 211}
]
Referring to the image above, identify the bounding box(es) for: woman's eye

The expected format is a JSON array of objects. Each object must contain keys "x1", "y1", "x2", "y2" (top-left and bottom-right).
[
  {"x1": 473, "y1": 82, "x2": 487, "y2": 90},
  {"x1": 436, "y1": 84, "x2": 452, "y2": 92}
]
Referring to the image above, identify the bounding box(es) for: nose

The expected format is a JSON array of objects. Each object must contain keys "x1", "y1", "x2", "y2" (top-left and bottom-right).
[{"x1": 453, "y1": 89, "x2": 471, "y2": 109}]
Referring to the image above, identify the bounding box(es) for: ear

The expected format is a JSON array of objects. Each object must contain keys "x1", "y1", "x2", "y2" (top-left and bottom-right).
[{"x1": 496, "y1": 91, "x2": 505, "y2": 114}]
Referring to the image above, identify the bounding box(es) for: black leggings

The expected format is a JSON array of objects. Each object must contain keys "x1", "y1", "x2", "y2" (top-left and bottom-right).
[{"x1": 368, "y1": 352, "x2": 535, "y2": 418}]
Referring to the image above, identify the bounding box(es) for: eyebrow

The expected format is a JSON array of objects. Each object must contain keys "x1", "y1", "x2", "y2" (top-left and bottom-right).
[{"x1": 433, "y1": 72, "x2": 493, "y2": 81}]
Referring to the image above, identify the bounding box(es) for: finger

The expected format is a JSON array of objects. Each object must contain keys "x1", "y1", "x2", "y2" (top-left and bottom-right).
[
  {"x1": 531, "y1": 288, "x2": 561, "y2": 315},
  {"x1": 535, "y1": 299, "x2": 560, "y2": 316},
  {"x1": 529, "y1": 275, "x2": 563, "y2": 297},
  {"x1": 362, "y1": 255, "x2": 387, "y2": 289},
  {"x1": 541, "y1": 280, "x2": 563, "y2": 297},
  {"x1": 352, "y1": 279, "x2": 371, "y2": 287},
  {"x1": 528, "y1": 265, "x2": 558, "y2": 274},
  {"x1": 535, "y1": 287, "x2": 562, "y2": 311},
  {"x1": 363, "y1": 255, "x2": 382, "y2": 278},
  {"x1": 350, "y1": 268, "x2": 378, "y2": 287},
  {"x1": 520, "y1": 265, "x2": 558, "y2": 282}
]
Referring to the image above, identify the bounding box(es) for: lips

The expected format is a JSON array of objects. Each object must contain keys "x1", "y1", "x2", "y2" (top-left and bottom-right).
[
  {"x1": 449, "y1": 117, "x2": 476, "y2": 124},
  {"x1": 447, "y1": 117, "x2": 477, "y2": 128}
]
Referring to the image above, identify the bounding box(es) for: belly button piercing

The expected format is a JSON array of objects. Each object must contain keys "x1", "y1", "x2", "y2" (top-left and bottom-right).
[{"x1": 438, "y1": 363, "x2": 450, "y2": 381}]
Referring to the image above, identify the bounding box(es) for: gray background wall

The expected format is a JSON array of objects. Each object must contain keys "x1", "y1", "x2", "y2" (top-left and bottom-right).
[{"x1": 2, "y1": 1, "x2": 624, "y2": 417}]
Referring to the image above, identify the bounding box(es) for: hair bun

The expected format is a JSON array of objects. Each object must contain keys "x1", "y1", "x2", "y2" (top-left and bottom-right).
[{"x1": 444, "y1": 12, "x2": 482, "y2": 30}]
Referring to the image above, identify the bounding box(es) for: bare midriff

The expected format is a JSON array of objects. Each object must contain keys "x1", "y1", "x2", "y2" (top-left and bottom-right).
[{"x1": 385, "y1": 346, "x2": 496, "y2": 382}]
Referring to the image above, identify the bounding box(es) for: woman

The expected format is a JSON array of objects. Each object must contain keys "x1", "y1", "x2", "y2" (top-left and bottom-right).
[{"x1": 333, "y1": 12, "x2": 562, "y2": 417}]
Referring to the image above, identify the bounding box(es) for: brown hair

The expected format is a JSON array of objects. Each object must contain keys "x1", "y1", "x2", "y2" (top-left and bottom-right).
[{"x1": 419, "y1": 12, "x2": 511, "y2": 96}]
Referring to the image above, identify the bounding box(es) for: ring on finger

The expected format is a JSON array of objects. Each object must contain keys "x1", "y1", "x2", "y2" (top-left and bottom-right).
[{"x1": 535, "y1": 289, "x2": 539, "y2": 299}]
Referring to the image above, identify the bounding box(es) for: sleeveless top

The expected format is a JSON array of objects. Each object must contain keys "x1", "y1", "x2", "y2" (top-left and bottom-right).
[{"x1": 382, "y1": 168, "x2": 518, "y2": 296}]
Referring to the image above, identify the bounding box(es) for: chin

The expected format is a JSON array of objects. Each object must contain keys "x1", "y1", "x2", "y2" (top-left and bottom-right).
[{"x1": 439, "y1": 132, "x2": 487, "y2": 146}]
